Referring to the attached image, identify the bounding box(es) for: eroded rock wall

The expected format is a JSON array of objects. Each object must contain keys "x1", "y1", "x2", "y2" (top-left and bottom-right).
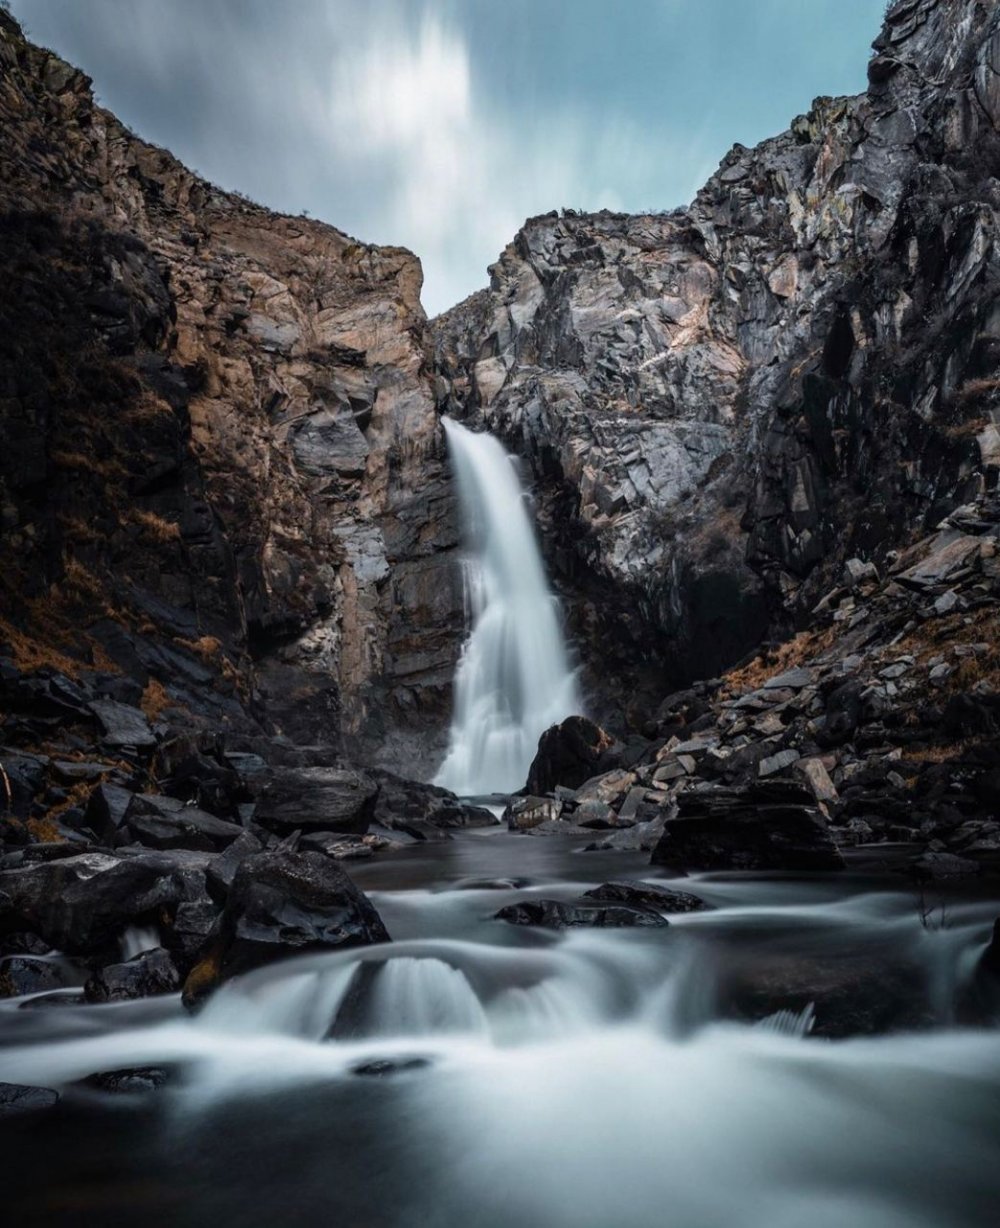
[
  {"x1": 434, "y1": 0, "x2": 1000, "y2": 724},
  {"x1": 0, "y1": 11, "x2": 461, "y2": 756}
]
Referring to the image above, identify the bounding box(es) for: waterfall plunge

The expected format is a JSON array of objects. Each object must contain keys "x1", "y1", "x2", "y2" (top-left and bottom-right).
[{"x1": 434, "y1": 418, "x2": 580, "y2": 795}]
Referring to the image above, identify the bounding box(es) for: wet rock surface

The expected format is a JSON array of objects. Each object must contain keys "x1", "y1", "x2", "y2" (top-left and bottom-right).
[
  {"x1": 495, "y1": 899, "x2": 669, "y2": 928},
  {"x1": 182, "y1": 848, "x2": 390, "y2": 1006}
]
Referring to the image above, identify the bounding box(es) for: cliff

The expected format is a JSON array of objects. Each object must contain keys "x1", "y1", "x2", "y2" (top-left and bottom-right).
[
  {"x1": 0, "y1": 8, "x2": 461, "y2": 764},
  {"x1": 434, "y1": 0, "x2": 1000, "y2": 722}
]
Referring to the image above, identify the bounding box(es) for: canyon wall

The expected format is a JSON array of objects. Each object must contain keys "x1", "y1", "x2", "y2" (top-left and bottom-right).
[
  {"x1": 0, "y1": 9, "x2": 461, "y2": 764},
  {"x1": 434, "y1": 0, "x2": 1000, "y2": 723}
]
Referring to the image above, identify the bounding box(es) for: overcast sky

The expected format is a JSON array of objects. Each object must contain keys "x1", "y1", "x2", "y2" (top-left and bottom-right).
[{"x1": 11, "y1": 0, "x2": 886, "y2": 315}]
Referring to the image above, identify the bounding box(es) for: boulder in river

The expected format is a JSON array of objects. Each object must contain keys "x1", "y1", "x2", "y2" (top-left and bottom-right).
[
  {"x1": 525, "y1": 716, "x2": 615, "y2": 794},
  {"x1": 85, "y1": 947, "x2": 181, "y2": 1002},
  {"x1": 583, "y1": 880, "x2": 709, "y2": 913},
  {"x1": 0, "y1": 1081, "x2": 59, "y2": 1116},
  {"x1": 495, "y1": 899, "x2": 668, "y2": 928},
  {"x1": 650, "y1": 781, "x2": 844, "y2": 873},
  {"x1": 182, "y1": 849, "x2": 390, "y2": 1007}
]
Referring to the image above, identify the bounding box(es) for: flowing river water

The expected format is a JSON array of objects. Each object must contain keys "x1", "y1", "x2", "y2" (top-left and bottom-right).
[{"x1": 2, "y1": 830, "x2": 1000, "y2": 1228}]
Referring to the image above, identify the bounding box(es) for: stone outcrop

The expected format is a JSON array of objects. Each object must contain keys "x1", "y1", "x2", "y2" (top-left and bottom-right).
[
  {"x1": 434, "y1": 0, "x2": 1000, "y2": 722},
  {"x1": 0, "y1": 9, "x2": 461, "y2": 765}
]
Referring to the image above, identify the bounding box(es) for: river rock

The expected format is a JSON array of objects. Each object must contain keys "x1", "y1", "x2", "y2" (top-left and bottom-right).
[
  {"x1": 182, "y1": 849, "x2": 390, "y2": 1007},
  {"x1": 0, "y1": 1082, "x2": 59, "y2": 1116},
  {"x1": 85, "y1": 947, "x2": 181, "y2": 1002},
  {"x1": 254, "y1": 767, "x2": 379, "y2": 835},
  {"x1": 495, "y1": 899, "x2": 669, "y2": 928},
  {"x1": 650, "y1": 782, "x2": 844, "y2": 873},
  {"x1": 0, "y1": 852, "x2": 201, "y2": 953},
  {"x1": 505, "y1": 796, "x2": 563, "y2": 831},
  {"x1": 583, "y1": 880, "x2": 709, "y2": 913},
  {"x1": 525, "y1": 716, "x2": 615, "y2": 794}
]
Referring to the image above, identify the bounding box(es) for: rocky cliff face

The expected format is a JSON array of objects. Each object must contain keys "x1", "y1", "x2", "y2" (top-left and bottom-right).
[
  {"x1": 0, "y1": 10, "x2": 461, "y2": 762},
  {"x1": 434, "y1": 0, "x2": 1000, "y2": 724}
]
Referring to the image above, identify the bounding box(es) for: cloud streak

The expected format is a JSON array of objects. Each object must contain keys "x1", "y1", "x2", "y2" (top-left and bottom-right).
[{"x1": 9, "y1": 0, "x2": 886, "y2": 314}]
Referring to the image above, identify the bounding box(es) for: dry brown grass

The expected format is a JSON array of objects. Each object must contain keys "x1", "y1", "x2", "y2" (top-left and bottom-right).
[
  {"x1": 720, "y1": 624, "x2": 839, "y2": 697},
  {"x1": 177, "y1": 635, "x2": 222, "y2": 662},
  {"x1": 49, "y1": 449, "x2": 127, "y2": 480},
  {"x1": 953, "y1": 377, "x2": 1000, "y2": 405},
  {"x1": 130, "y1": 508, "x2": 182, "y2": 544},
  {"x1": 140, "y1": 677, "x2": 173, "y2": 720},
  {"x1": 0, "y1": 614, "x2": 85, "y2": 678}
]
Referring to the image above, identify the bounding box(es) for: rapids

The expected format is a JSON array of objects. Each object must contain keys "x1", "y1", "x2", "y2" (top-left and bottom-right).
[
  {"x1": 1, "y1": 831, "x2": 999, "y2": 1227},
  {"x1": 433, "y1": 419, "x2": 580, "y2": 795}
]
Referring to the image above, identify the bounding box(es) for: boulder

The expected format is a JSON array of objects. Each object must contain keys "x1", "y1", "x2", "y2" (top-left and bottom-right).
[
  {"x1": 85, "y1": 947, "x2": 180, "y2": 1002},
  {"x1": 0, "y1": 1082, "x2": 59, "y2": 1116},
  {"x1": 0, "y1": 955, "x2": 73, "y2": 997},
  {"x1": 123, "y1": 794, "x2": 244, "y2": 851},
  {"x1": 525, "y1": 716, "x2": 614, "y2": 794},
  {"x1": 182, "y1": 849, "x2": 389, "y2": 1007},
  {"x1": 0, "y1": 851, "x2": 200, "y2": 953},
  {"x1": 254, "y1": 767, "x2": 378, "y2": 835},
  {"x1": 505, "y1": 796, "x2": 563, "y2": 831},
  {"x1": 583, "y1": 880, "x2": 709, "y2": 913},
  {"x1": 494, "y1": 899, "x2": 668, "y2": 928},
  {"x1": 87, "y1": 699, "x2": 156, "y2": 749},
  {"x1": 650, "y1": 781, "x2": 844, "y2": 873}
]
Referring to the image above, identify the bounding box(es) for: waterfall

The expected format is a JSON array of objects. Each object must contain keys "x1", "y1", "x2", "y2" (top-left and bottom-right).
[{"x1": 434, "y1": 418, "x2": 580, "y2": 795}]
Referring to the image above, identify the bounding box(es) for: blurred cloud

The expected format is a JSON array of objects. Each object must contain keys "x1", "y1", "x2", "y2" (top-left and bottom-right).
[{"x1": 9, "y1": 0, "x2": 885, "y2": 314}]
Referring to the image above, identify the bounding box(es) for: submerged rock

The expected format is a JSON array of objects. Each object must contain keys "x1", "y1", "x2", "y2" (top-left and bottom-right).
[
  {"x1": 182, "y1": 849, "x2": 389, "y2": 1008},
  {"x1": 495, "y1": 899, "x2": 668, "y2": 928},
  {"x1": 0, "y1": 1081, "x2": 59, "y2": 1116},
  {"x1": 583, "y1": 880, "x2": 709, "y2": 913}
]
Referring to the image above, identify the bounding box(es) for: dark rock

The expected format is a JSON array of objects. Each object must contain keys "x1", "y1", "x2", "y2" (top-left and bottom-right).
[
  {"x1": 86, "y1": 782, "x2": 135, "y2": 843},
  {"x1": 0, "y1": 1081, "x2": 59, "y2": 1115},
  {"x1": 583, "y1": 880, "x2": 709, "y2": 913},
  {"x1": 87, "y1": 699, "x2": 156, "y2": 749},
  {"x1": 254, "y1": 767, "x2": 378, "y2": 835},
  {"x1": 162, "y1": 900, "x2": 219, "y2": 969},
  {"x1": 651, "y1": 781, "x2": 844, "y2": 873},
  {"x1": 124, "y1": 794, "x2": 243, "y2": 851},
  {"x1": 351, "y1": 1057, "x2": 431, "y2": 1077},
  {"x1": 0, "y1": 954, "x2": 73, "y2": 997},
  {"x1": 205, "y1": 830, "x2": 265, "y2": 903},
  {"x1": 494, "y1": 899, "x2": 668, "y2": 928},
  {"x1": 525, "y1": 716, "x2": 615, "y2": 794},
  {"x1": 182, "y1": 849, "x2": 390, "y2": 1007},
  {"x1": 505, "y1": 796, "x2": 563, "y2": 831},
  {"x1": 0, "y1": 851, "x2": 199, "y2": 953},
  {"x1": 85, "y1": 946, "x2": 180, "y2": 1002},
  {"x1": 84, "y1": 1067, "x2": 169, "y2": 1094}
]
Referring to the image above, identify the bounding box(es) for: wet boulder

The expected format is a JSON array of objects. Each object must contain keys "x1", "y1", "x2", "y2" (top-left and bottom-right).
[
  {"x1": 0, "y1": 954, "x2": 74, "y2": 997},
  {"x1": 182, "y1": 849, "x2": 390, "y2": 1007},
  {"x1": 495, "y1": 899, "x2": 668, "y2": 928},
  {"x1": 525, "y1": 716, "x2": 615, "y2": 794},
  {"x1": 505, "y1": 796, "x2": 563, "y2": 831},
  {"x1": 0, "y1": 851, "x2": 199, "y2": 953},
  {"x1": 122, "y1": 794, "x2": 244, "y2": 852},
  {"x1": 84, "y1": 1067, "x2": 169, "y2": 1095},
  {"x1": 254, "y1": 767, "x2": 378, "y2": 836},
  {"x1": 650, "y1": 781, "x2": 844, "y2": 873},
  {"x1": 0, "y1": 1082, "x2": 59, "y2": 1116},
  {"x1": 85, "y1": 947, "x2": 180, "y2": 1002},
  {"x1": 583, "y1": 880, "x2": 709, "y2": 913}
]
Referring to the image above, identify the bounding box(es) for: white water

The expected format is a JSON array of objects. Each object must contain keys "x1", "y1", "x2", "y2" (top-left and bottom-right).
[
  {"x1": 434, "y1": 418, "x2": 580, "y2": 795},
  {"x1": 1, "y1": 846, "x2": 1000, "y2": 1227}
]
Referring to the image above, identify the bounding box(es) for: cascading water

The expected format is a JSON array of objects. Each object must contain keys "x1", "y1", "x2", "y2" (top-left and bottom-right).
[{"x1": 434, "y1": 418, "x2": 580, "y2": 795}]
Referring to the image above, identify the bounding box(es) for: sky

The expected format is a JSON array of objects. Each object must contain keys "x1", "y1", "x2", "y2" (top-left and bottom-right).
[{"x1": 10, "y1": 0, "x2": 887, "y2": 315}]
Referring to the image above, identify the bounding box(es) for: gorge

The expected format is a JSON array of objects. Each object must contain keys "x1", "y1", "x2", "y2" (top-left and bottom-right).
[{"x1": 2, "y1": 1, "x2": 1000, "y2": 1225}]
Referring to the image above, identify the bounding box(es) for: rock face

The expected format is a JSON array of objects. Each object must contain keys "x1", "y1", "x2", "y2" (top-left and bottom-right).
[
  {"x1": 0, "y1": 10, "x2": 461, "y2": 765},
  {"x1": 182, "y1": 848, "x2": 390, "y2": 1006},
  {"x1": 434, "y1": 0, "x2": 1000, "y2": 721}
]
